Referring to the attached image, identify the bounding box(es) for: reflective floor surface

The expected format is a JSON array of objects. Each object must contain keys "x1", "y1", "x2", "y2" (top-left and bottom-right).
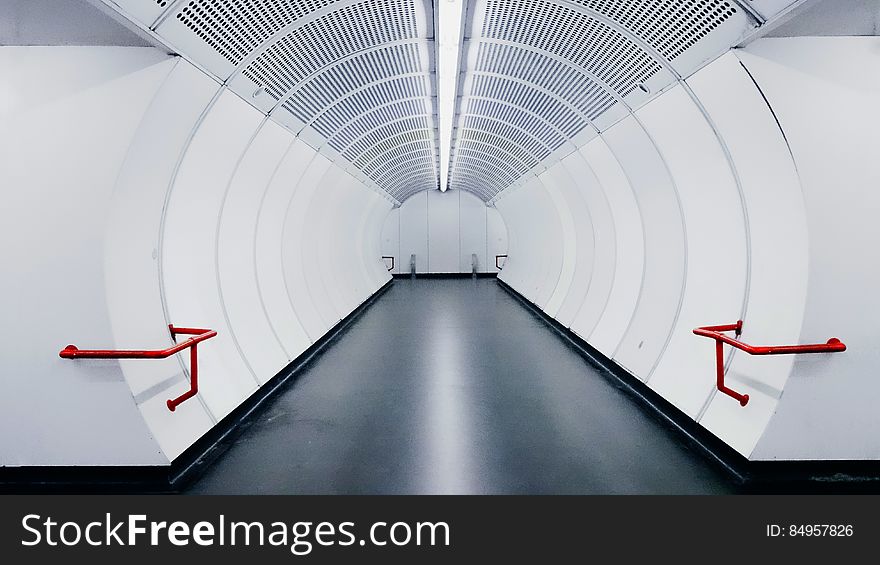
[{"x1": 186, "y1": 278, "x2": 737, "y2": 494}]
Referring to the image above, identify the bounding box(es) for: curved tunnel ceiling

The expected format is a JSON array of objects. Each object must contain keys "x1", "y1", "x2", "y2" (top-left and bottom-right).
[
  {"x1": 114, "y1": 0, "x2": 439, "y2": 204},
  {"x1": 450, "y1": 0, "x2": 759, "y2": 201},
  {"x1": 107, "y1": 0, "x2": 778, "y2": 203}
]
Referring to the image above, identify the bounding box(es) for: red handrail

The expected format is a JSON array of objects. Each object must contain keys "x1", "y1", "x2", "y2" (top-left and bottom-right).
[
  {"x1": 693, "y1": 321, "x2": 845, "y2": 406},
  {"x1": 60, "y1": 325, "x2": 217, "y2": 412}
]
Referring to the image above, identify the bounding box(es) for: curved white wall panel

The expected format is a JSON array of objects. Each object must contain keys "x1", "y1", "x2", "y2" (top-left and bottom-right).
[
  {"x1": 0, "y1": 47, "x2": 175, "y2": 465},
  {"x1": 637, "y1": 84, "x2": 748, "y2": 417},
  {"x1": 688, "y1": 51, "x2": 808, "y2": 457},
  {"x1": 559, "y1": 151, "x2": 613, "y2": 336},
  {"x1": 360, "y1": 194, "x2": 395, "y2": 289},
  {"x1": 495, "y1": 36, "x2": 879, "y2": 461},
  {"x1": 577, "y1": 138, "x2": 644, "y2": 357},
  {"x1": 381, "y1": 208, "x2": 403, "y2": 275},
  {"x1": 601, "y1": 116, "x2": 685, "y2": 379},
  {"x1": 280, "y1": 149, "x2": 333, "y2": 342},
  {"x1": 106, "y1": 57, "x2": 222, "y2": 461},
  {"x1": 487, "y1": 207, "x2": 509, "y2": 274},
  {"x1": 538, "y1": 167, "x2": 579, "y2": 319},
  {"x1": 258, "y1": 141, "x2": 317, "y2": 356},
  {"x1": 162, "y1": 89, "x2": 263, "y2": 420},
  {"x1": 496, "y1": 177, "x2": 564, "y2": 308},
  {"x1": 218, "y1": 120, "x2": 296, "y2": 384},
  {"x1": 739, "y1": 38, "x2": 880, "y2": 460},
  {"x1": 307, "y1": 165, "x2": 351, "y2": 326},
  {"x1": 494, "y1": 197, "x2": 528, "y2": 295},
  {"x1": 540, "y1": 159, "x2": 594, "y2": 327}
]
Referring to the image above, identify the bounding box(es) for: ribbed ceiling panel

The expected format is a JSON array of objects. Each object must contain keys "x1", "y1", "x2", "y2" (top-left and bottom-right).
[
  {"x1": 153, "y1": 0, "x2": 437, "y2": 203},
  {"x1": 108, "y1": 0, "x2": 759, "y2": 204},
  {"x1": 449, "y1": 0, "x2": 753, "y2": 201}
]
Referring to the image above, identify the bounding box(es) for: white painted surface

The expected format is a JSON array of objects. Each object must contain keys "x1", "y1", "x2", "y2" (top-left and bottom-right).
[
  {"x1": 459, "y1": 192, "x2": 489, "y2": 273},
  {"x1": 399, "y1": 191, "x2": 429, "y2": 274},
  {"x1": 637, "y1": 85, "x2": 748, "y2": 418},
  {"x1": 262, "y1": 141, "x2": 319, "y2": 353},
  {"x1": 218, "y1": 120, "x2": 297, "y2": 384},
  {"x1": 487, "y1": 206, "x2": 509, "y2": 273},
  {"x1": 104, "y1": 57, "x2": 220, "y2": 461},
  {"x1": 389, "y1": 189, "x2": 505, "y2": 274},
  {"x1": 0, "y1": 47, "x2": 172, "y2": 465},
  {"x1": 741, "y1": 38, "x2": 880, "y2": 460},
  {"x1": 689, "y1": 51, "x2": 808, "y2": 457},
  {"x1": 602, "y1": 116, "x2": 685, "y2": 379},
  {"x1": 280, "y1": 149, "x2": 332, "y2": 341},
  {"x1": 560, "y1": 150, "x2": 614, "y2": 338},
  {"x1": 306, "y1": 165, "x2": 349, "y2": 326},
  {"x1": 381, "y1": 208, "x2": 402, "y2": 274},
  {"x1": 541, "y1": 161, "x2": 593, "y2": 328},
  {"x1": 578, "y1": 138, "x2": 644, "y2": 357},
  {"x1": 427, "y1": 189, "x2": 461, "y2": 273},
  {"x1": 496, "y1": 177, "x2": 564, "y2": 309},
  {"x1": 361, "y1": 194, "x2": 394, "y2": 289},
  {"x1": 162, "y1": 89, "x2": 263, "y2": 421},
  {"x1": 539, "y1": 169, "x2": 578, "y2": 319}
]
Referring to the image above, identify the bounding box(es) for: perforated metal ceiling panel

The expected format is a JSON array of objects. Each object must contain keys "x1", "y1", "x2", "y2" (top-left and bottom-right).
[
  {"x1": 110, "y1": 0, "x2": 436, "y2": 203},
  {"x1": 448, "y1": 0, "x2": 756, "y2": 201},
  {"x1": 101, "y1": 0, "x2": 784, "y2": 204}
]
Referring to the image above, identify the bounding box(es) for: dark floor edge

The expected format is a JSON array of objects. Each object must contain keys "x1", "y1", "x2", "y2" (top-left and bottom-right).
[
  {"x1": 392, "y1": 272, "x2": 497, "y2": 279},
  {"x1": 0, "y1": 279, "x2": 395, "y2": 494},
  {"x1": 496, "y1": 278, "x2": 880, "y2": 490}
]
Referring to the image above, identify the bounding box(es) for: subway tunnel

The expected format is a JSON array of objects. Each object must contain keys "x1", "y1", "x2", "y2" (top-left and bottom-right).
[{"x1": 1, "y1": 0, "x2": 879, "y2": 493}]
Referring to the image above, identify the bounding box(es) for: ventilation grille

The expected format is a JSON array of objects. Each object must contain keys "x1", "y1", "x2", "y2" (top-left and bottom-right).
[
  {"x1": 570, "y1": 0, "x2": 738, "y2": 60},
  {"x1": 170, "y1": 0, "x2": 435, "y2": 202},
  {"x1": 482, "y1": 0, "x2": 662, "y2": 97},
  {"x1": 475, "y1": 43, "x2": 615, "y2": 122},
  {"x1": 449, "y1": 0, "x2": 743, "y2": 202},
  {"x1": 175, "y1": 0, "x2": 343, "y2": 65},
  {"x1": 243, "y1": 2, "x2": 418, "y2": 100},
  {"x1": 328, "y1": 98, "x2": 429, "y2": 149}
]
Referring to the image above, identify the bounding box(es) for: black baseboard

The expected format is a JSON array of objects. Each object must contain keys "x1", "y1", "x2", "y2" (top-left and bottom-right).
[
  {"x1": 496, "y1": 278, "x2": 880, "y2": 492},
  {"x1": 1, "y1": 280, "x2": 394, "y2": 494},
  {"x1": 392, "y1": 272, "x2": 497, "y2": 279}
]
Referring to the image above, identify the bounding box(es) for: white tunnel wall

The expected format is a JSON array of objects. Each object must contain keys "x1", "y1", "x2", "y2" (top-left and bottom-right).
[
  {"x1": 496, "y1": 177, "x2": 564, "y2": 308},
  {"x1": 382, "y1": 189, "x2": 508, "y2": 275},
  {"x1": 159, "y1": 69, "x2": 393, "y2": 460},
  {"x1": 740, "y1": 38, "x2": 880, "y2": 460},
  {"x1": 0, "y1": 47, "x2": 174, "y2": 465},
  {"x1": 0, "y1": 48, "x2": 392, "y2": 466},
  {"x1": 495, "y1": 39, "x2": 878, "y2": 461},
  {"x1": 575, "y1": 139, "x2": 644, "y2": 357}
]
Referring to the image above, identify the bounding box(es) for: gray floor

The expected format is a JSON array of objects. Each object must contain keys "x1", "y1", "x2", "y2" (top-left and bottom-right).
[{"x1": 185, "y1": 278, "x2": 738, "y2": 494}]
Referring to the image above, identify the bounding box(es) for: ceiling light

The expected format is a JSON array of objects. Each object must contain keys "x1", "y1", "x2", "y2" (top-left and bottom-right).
[{"x1": 437, "y1": 0, "x2": 465, "y2": 192}]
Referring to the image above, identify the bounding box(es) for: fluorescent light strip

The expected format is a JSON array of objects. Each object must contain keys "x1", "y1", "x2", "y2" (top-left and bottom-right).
[{"x1": 437, "y1": 0, "x2": 465, "y2": 192}]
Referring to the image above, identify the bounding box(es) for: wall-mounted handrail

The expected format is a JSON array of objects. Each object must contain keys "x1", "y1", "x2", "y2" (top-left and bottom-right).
[
  {"x1": 693, "y1": 320, "x2": 845, "y2": 407},
  {"x1": 60, "y1": 325, "x2": 217, "y2": 412},
  {"x1": 495, "y1": 254, "x2": 508, "y2": 270},
  {"x1": 382, "y1": 256, "x2": 395, "y2": 271}
]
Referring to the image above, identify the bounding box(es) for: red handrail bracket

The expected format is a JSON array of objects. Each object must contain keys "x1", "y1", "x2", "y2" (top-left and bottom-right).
[
  {"x1": 693, "y1": 321, "x2": 845, "y2": 407},
  {"x1": 59, "y1": 325, "x2": 217, "y2": 412}
]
